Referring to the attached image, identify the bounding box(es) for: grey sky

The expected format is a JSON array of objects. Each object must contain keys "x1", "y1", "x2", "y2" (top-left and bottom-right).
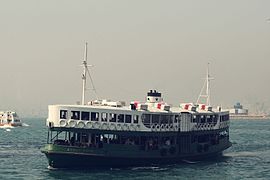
[{"x1": 0, "y1": 0, "x2": 270, "y2": 117}]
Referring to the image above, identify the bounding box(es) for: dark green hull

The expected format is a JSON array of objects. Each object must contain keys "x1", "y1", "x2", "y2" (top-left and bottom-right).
[{"x1": 42, "y1": 140, "x2": 231, "y2": 168}]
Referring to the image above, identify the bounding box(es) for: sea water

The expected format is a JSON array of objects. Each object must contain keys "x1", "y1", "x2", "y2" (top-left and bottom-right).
[{"x1": 0, "y1": 118, "x2": 269, "y2": 180}]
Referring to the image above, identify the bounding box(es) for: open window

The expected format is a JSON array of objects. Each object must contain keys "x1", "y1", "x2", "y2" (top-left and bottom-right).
[
  {"x1": 60, "y1": 110, "x2": 68, "y2": 119},
  {"x1": 91, "y1": 112, "x2": 99, "y2": 121},
  {"x1": 71, "y1": 111, "x2": 80, "y2": 120},
  {"x1": 81, "y1": 111, "x2": 90, "y2": 120}
]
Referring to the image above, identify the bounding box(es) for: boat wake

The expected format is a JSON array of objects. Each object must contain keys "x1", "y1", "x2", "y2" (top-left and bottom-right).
[
  {"x1": 182, "y1": 159, "x2": 200, "y2": 164},
  {"x1": 22, "y1": 123, "x2": 30, "y2": 127},
  {"x1": 223, "y1": 151, "x2": 263, "y2": 158},
  {"x1": 131, "y1": 166, "x2": 168, "y2": 171}
]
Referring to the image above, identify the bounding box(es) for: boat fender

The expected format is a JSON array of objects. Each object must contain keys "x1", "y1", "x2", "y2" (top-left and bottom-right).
[
  {"x1": 160, "y1": 148, "x2": 167, "y2": 156},
  {"x1": 59, "y1": 120, "x2": 67, "y2": 127}
]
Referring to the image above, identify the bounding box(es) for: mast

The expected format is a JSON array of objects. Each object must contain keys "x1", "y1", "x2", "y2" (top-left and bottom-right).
[
  {"x1": 196, "y1": 63, "x2": 214, "y2": 106},
  {"x1": 81, "y1": 42, "x2": 98, "y2": 105},
  {"x1": 81, "y1": 42, "x2": 88, "y2": 105}
]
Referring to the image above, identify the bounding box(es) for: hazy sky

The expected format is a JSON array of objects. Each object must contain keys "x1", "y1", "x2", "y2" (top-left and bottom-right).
[{"x1": 1, "y1": 0, "x2": 270, "y2": 117}]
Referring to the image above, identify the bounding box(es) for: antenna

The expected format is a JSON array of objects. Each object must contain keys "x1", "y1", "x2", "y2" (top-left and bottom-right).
[
  {"x1": 81, "y1": 42, "x2": 88, "y2": 105},
  {"x1": 196, "y1": 63, "x2": 214, "y2": 106},
  {"x1": 81, "y1": 42, "x2": 98, "y2": 105}
]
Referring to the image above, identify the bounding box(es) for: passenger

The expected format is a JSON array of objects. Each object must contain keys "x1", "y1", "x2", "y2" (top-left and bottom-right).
[
  {"x1": 165, "y1": 139, "x2": 171, "y2": 146},
  {"x1": 70, "y1": 136, "x2": 75, "y2": 146}
]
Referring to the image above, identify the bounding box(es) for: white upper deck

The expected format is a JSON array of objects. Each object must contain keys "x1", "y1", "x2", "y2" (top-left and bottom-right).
[{"x1": 47, "y1": 90, "x2": 229, "y2": 133}]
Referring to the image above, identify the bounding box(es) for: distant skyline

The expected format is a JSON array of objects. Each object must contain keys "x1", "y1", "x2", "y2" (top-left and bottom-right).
[{"x1": 0, "y1": 0, "x2": 270, "y2": 117}]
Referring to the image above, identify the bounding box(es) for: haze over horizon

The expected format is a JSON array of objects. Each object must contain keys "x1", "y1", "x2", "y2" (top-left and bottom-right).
[{"x1": 0, "y1": 0, "x2": 270, "y2": 117}]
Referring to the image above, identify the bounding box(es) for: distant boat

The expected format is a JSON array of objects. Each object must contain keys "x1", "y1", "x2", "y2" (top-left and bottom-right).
[
  {"x1": 227, "y1": 103, "x2": 270, "y2": 120},
  {"x1": 41, "y1": 44, "x2": 232, "y2": 168},
  {"x1": 0, "y1": 111, "x2": 22, "y2": 127}
]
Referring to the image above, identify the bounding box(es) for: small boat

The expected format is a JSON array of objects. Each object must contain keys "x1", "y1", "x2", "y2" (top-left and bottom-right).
[
  {"x1": 0, "y1": 111, "x2": 22, "y2": 127},
  {"x1": 41, "y1": 44, "x2": 231, "y2": 168}
]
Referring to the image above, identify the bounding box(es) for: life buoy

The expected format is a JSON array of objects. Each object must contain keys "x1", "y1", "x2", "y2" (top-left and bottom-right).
[
  {"x1": 86, "y1": 121, "x2": 92, "y2": 128},
  {"x1": 76, "y1": 120, "x2": 85, "y2": 128},
  {"x1": 93, "y1": 122, "x2": 100, "y2": 129},
  {"x1": 101, "y1": 123, "x2": 108, "y2": 130},
  {"x1": 129, "y1": 124, "x2": 135, "y2": 131},
  {"x1": 68, "y1": 120, "x2": 76, "y2": 128},
  {"x1": 59, "y1": 120, "x2": 67, "y2": 127},
  {"x1": 116, "y1": 124, "x2": 122, "y2": 130},
  {"x1": 109, "y1": 123, "x2": 116, "y2": 130},
  {"x1": 122, "y1": 124, "x2": 128, "y2": 131},
  {"x1": 135, "y1": 124, "x2": 140, "y2": 131}
]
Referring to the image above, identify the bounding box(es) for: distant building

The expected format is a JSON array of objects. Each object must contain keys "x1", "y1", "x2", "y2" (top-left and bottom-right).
[{"x1": 229, "y1": 102, "x2": 248, "y2": 115}]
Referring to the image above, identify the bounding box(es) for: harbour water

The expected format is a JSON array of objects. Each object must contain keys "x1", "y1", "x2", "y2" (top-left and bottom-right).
[{"x1": 0, "y1": 118, "x2": 269, "y2": 180}]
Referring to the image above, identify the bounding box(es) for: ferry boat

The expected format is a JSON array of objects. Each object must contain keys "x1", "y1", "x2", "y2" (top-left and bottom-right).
[
  {"x1": 41, "y1": 44, "x2": 232, "y2": 168},
  {"x1": 0, "y1": 111, "x2": 22, "y2": 127}
]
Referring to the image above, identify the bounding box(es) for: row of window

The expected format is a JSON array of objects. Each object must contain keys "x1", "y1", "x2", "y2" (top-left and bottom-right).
[
  {"x1": 141, "y1": 114, "x2": 180, "y2": 125},
  {"x1": 60, "y1": 110, "x2": 139, "y2": 124},
  {"x1": 220, "y1": 114, "x2": 229, "y2": 121},
  {"x1": 192, "y1": 115, "x2": 218, "y2": 123}
]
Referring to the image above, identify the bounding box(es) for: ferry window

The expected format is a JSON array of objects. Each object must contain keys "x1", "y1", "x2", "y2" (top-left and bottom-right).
[
  {"x1": 133, "y1": 115, "x2": 139, "y2": 123},
  {"x1": 101, "y1": 113, "x2": 108, "y2": 122},
  {"x1": 160, "y1": 115, "x2": 169, "y2": 124},
  {"x1": 118, "y1": 114, "x2": 124, "y2": 123},
  {"x1": 109, "y1": 113, "x2": 117, "y2": 122},
  {"x1": 192, "y1": 115, "x2": 197, "y2": 123},
  {"x1": 81, "y1": 111, "x2": 90, "y2": 120},
  {"x1": 152, "y1": 114, "x2": 160, "y2": 124},
  {"x1": 142, "y1": 114, "x2": 151, "y2": 124},
  {"x1": 125, "y1": 115, "x2": 132, "y2": 123},
  {"x1": 200, "y1": 115, "x2": 206, "y2": 123},
  {"x1": 174, "y1": 115, "x2": 179, "y2": 123},
  {"x1": 169, "y1": 115, "x2": 173, "y2": 124},
  {"x1": 207, "y1": 115, "x2": 212, "y2": 123},
  {"x1": 60, "y1": 110, "x2": 68, "y2": 119},
  {"x1": 71, "y1": 111, "x2": 80, "y2": 120},
  {"x1": 91, "y1": 112, "x2": 99, "y2": 121},
  {"x1": 213, "y1": 115, "x2": 218, "y2": 123}
]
